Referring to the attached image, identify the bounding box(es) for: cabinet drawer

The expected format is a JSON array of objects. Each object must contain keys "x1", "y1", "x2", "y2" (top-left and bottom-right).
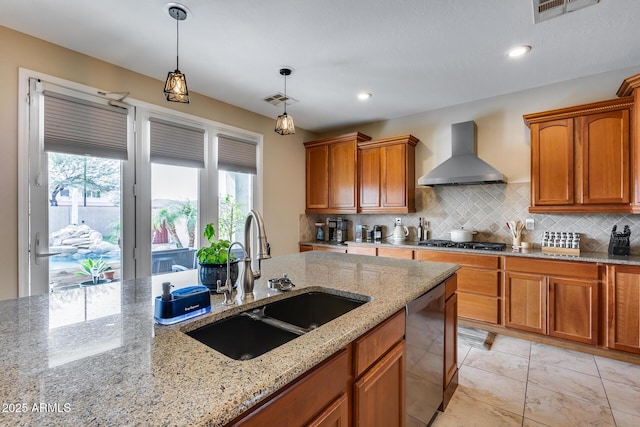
[
  {"x1": 378, "y1": 247, "x2": 413, "y2": 259},
  {"x1": 415, "y1": 250, "x2": 499, "y2": 269},
  {"x1": 457, "y1": 268, "x2": 500, "y2": 296},
  {"x1": 348, "y1": 244, "x2": 377, "y2": 256},
  {"x1": 313, "y1": 245, "x2": 348, "y2": 253},
  {"x1": 232, "y1": 349, "x2": 348, "y2": 426},
  {"x1": 354, "y1": 309, "x2": 405, "y2": 377},
  {"x1": 505, "y1": 257, "x2": 598, "y2": 280},
  {"x1": 457, "y1": 293, "x2": 500, "y2": 324}
]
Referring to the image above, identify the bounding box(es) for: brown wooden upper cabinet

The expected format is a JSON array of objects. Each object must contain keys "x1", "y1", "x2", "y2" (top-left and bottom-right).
[
  {"x1": 304, "y1": 132, "x2": 372, "y2": 214},
  {"x1": 358, "y1": 135, "x2": 418, "y2": 214},
  {"x1": 524, "y1": 97, "x2": 633, "y2": 213},
  {"x1": 305, "y1": 132, "x2": 418, "y2": 214}
]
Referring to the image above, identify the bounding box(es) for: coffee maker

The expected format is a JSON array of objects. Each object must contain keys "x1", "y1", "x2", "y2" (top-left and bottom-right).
[{"x1": 327, "y1": 217, "x2": 348, "y2": 244}]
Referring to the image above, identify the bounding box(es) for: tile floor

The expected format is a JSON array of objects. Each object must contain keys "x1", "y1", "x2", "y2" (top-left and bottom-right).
[{"x1": 431, "y1": 331, "x2": 640, "y2": 427}]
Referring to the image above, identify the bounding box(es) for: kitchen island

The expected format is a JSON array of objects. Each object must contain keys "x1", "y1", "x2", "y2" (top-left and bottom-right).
[{"x1": 0, "y1": 251, "x2": 458, "y2": 426}]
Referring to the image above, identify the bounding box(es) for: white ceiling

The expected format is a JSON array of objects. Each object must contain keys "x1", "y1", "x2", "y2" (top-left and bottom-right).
[{"x1": 3, "y1": 0, "x2": 640, "y2": 132}]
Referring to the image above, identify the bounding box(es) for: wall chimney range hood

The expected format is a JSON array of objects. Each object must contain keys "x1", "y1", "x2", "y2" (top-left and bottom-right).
[{"x1": 417, "y1": 121, "x2": 507, "y2": 186}]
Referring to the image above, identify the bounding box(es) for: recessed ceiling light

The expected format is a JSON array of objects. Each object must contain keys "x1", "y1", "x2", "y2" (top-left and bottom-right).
[
  {"x1": 357, "y1": 92, "x2": 372, "y2": 100},
  {"x1": 508, "y1": 45, "x2": 531, "y2": 58}
]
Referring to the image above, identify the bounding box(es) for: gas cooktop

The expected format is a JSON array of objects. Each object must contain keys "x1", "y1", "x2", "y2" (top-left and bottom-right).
[{"x1": 417, "y1": 239, "x2": 507, "y2": 251}]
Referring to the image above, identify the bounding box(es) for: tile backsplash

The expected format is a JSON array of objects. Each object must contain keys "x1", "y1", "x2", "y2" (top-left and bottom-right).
[{"x1": 300, "y1": 183, "x2": 640, "y2": 255}]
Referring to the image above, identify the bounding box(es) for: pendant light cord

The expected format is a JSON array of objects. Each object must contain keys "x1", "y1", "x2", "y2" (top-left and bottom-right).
[
  {"x1": 176, "y1": 16, "x2": 180, "y2": 70},
  {"x1": 283, "y1": 73, "x2": 288, "y2": 114}
]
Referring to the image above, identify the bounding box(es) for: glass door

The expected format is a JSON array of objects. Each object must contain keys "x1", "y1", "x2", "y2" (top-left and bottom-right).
[
  {"x1": 27, "y1": 78, "x2": 132, "y2": 295},
  {"x1": 46, "y1": 153, "x2": 123, "y2": 290}
]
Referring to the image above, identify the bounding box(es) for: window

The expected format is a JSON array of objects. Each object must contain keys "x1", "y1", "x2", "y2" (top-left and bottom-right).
[
  {"x1": 20, "y1": 70, "x2": 262, "y2": 295},
  {"x1": 217, "y1": 135, "x2": 257, "y2": 243}
]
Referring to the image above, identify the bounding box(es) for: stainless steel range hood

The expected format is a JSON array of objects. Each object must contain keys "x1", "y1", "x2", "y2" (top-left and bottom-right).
[{"x1": 417, "y1": 121, "x2": 507, "y2": 186}]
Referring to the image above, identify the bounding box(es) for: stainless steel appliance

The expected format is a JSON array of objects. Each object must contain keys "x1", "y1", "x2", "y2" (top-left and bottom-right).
[
  {"x1": 418, "y1": 239, "x2": 506, "y2": 251},
  {"x1": 327, "y1": 217, "x2": 348, "y2": 244},
  {"x1": 373, "y1": 225, "x2": 383, "y2": 242},
  {"x1": 405, "y1": 282, "x2": 445, "y2": 424}
]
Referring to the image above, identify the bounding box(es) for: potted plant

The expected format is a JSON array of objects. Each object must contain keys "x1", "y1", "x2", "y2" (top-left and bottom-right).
[
  {"x1": 75, "y1": 257, "x2": 112, "y2": 285},
  {"x1": 196, "y1": 223, "x2": 239, "y2": 292}
]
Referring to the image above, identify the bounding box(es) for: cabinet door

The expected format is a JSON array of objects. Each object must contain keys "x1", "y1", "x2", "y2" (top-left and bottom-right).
[
  {"x1": 306, "y1": 145, "x2": 329, "y2": 210},
  {"x1": 607, "y1": 265, "x2": 640, "y2": 353},
  {"x1": 381, "y1": 143, "x2": 407, "y2": 208},
  {"x1": 531, "y1": 119, "x2": 574, "y2": 206},
  {"x1": 359, "y1": 147, "x2": 381, "y2": 209},
  {"x1": 548, "y1": 277, "x2": 598, "y2": 345},
  {"x1": 329, "y1": 140, "x2": 357, "y2": 211},
  {"x1": 505, "y1": 272, "x2": 547, "y2": 334},
  {"x1": 579, "y1": 110, "x2": 630, "y2": 205},
  {"x1": 307, "y1": 394, "x2": 349, "y2": 427},
  {"x1": 442, "y1": 292, "x2": 458, "y2": 411},
  {"x1": 354, "y1": 342, "x2": 405, "y2": 427}
]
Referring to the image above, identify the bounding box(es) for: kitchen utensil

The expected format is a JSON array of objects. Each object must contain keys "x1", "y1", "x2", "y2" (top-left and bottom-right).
[
  {"x1": 450, "y1": 228, "x2": 476, "y2": 242},
  {"x1": 507, "y1": 220, "x2": 525, "y2": 246},
  {"x1": 392, "y1": 224, "x2": 409, "y2": 242}
]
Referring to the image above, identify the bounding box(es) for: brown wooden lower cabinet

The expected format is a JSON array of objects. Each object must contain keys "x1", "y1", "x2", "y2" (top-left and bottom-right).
[
  {"x1": 347, "y1": 243, "x2": 377, "y2": 256},
  {"x1": 230, "y1": 349, "x2": 349, "y2": 426},
  {"x1": 307, "y1": 394, "x2": 349, "y2": 427},
  {"x1": 377, "y1": 247, "x2": 413, "y2": 259},
  {"x1": 354, "y1": 342, "x2": 405, "y2": 427},
  {"x1": 299, "y1": 244, "x2": 347, "y2": 253},
  {"x1": 415, "y1": 250, "x2": 501, "y2": 325},
  {"x1": 606, "y1": 264, "x2": 640, "y2": 354},
  {"x1": 442, "y1": 275, "x2": 458, "y2": 411},
  {"x1": 549, "y1": 277, "x2": 598, "y2": 344},
  {"x1": 504, "y1": 258, "x2": 599, "y2": 345},
  {"x1": 228, "y1": 310, "x2": 408, "y2": 427},
  {"x1": 504, "y1": 272, "x2": 547, "y2": 334}
]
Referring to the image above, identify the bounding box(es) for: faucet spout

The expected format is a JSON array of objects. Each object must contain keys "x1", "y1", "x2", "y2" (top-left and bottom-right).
[
  {"x1": 241, "y1": 210, "x2": 270, "y2": 300},
  {"x1": 219, "y1": 241, "x2": 248, "y2": 304}
]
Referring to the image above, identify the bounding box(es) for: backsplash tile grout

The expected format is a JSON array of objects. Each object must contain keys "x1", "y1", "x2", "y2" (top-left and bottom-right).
[{"x1": 300, "y1": 183, "x2": 640, "y2": 255}]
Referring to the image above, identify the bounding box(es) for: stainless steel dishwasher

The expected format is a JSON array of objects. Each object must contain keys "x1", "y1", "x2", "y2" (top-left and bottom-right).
[{"x1": 405, "y1": 282, "x2": 445, "y2": 426}]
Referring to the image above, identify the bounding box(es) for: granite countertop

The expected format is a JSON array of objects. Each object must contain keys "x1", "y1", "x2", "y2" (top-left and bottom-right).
[
  {"x1": 0, "y1": 251, "x2": 458, "y2": 427},
  {"x1": 302, "y1": 240, "x2": 640, "y2": 266}
]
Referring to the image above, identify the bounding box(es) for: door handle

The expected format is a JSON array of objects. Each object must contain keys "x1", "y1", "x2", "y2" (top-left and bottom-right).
[{"x1": 34, "y1": 232, "x2": 61, "y2": 264}]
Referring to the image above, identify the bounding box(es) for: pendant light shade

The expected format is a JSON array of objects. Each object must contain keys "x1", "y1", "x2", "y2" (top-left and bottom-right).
[
  {"x1": 275, "y1": 68, "x2": 295, "y2": 135},
  {"x1": 164, "y1": 6, "x2": 190, "y2": 104}
]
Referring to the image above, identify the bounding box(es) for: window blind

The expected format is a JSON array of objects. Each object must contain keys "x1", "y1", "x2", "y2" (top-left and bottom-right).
[
  {"x1": 149, "y1": 118, "x2": 205, "y2": 168},
  {"x1": 43, "y1": 91, "x2": 129, "y2": 160},
  {"x1": 218, "y1": 135, "x2": 257, "y2": 174}
]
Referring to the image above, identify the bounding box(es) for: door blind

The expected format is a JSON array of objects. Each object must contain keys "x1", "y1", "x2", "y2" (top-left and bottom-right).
[
  {"x1": 43, "y1": 91, "x2": 129, "y2": 160},
  {"x1": 149, "y1": 118, "x2": 205, "y2": 168},
  {"x1": 218, "y1": 135, "x2": 257, "y2": 174}
]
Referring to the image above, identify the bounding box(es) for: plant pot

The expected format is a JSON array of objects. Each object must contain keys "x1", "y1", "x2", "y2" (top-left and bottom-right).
[{"x1": 199, "y1": 261, "x2": 239, "y2": 293}]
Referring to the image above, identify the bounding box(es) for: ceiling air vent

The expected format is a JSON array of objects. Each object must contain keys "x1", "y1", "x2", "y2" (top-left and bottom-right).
[
  {"x1": 533, "y1": 0, "x2": 599, "y2": 23},
  {"x1": 263, "y1": 92, "x2": 299, "y2": 107}
]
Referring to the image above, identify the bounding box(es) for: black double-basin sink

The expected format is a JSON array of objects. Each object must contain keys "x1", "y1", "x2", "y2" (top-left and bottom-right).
[{"x1": 185, "y1": 290, "x2": 369, "y2": 361}]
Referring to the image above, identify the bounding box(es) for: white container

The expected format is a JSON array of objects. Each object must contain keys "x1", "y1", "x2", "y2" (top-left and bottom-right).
[{"x1": 450, "y1": 228, "x2": 476, "y2": 242}]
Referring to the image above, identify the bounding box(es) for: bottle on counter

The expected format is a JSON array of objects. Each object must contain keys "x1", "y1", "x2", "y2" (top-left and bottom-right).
[{"x1": 417, "y1": 218, "x2": 424, "y2": 241}]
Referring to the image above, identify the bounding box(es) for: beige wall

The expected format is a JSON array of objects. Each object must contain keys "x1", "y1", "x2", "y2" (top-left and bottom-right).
[
  {"x1": 0, "y1": 26, "x2": 315, "y2": 300},
  {"x1": 322, "y1": 65, "x2": 640, "y2": 184}
]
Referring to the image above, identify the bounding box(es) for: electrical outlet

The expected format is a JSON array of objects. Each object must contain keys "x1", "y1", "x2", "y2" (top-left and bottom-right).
[
  {"x1": 525, "y1": 218, "x2": 535, "y2": 230},
  {"x1": 395, "y1": 217, "x2": 402, "y2": 226}
]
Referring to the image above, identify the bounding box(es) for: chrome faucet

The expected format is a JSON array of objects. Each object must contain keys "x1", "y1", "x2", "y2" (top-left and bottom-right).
[
  {"x1": 239, "y1": 210, "x2": 271, "y2": 300},
  {"x1": 217, "y1": 241, "x2": 248, "y2": 305}
]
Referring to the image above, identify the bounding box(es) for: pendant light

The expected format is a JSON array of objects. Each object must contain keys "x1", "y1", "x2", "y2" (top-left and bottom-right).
[
  {"x1": 275, "y1": 68, "x2": 295, "y2": 135},
  {"x1": 163, "y1": 6, "x2": 190, "y2": 104}
]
